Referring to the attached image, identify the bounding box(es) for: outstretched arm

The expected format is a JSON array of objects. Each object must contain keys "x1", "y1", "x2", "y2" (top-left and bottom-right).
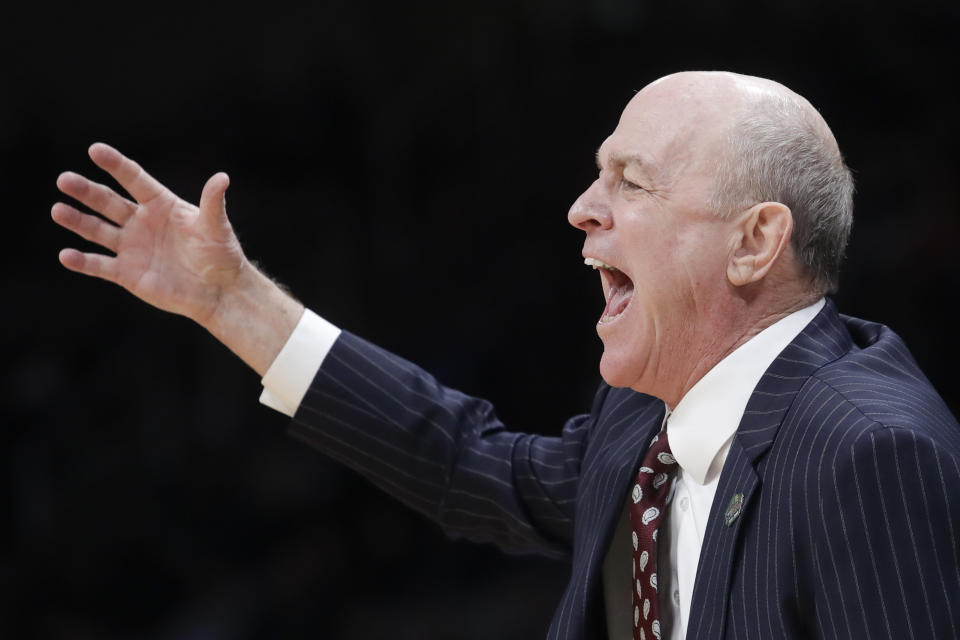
[{"x1": 52, "y1": 143, "x2": 303, "y2": 376}]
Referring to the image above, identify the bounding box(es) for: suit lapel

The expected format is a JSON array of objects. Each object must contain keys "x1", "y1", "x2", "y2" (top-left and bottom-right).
[
  {"x1": 685, "y1": 300, "x2": 853, "y2": 639},
  {"x1": 581, "y1": 388, "x2": 667, "y2": 551},
  {"x1": 551, "y1": 389, "x2": 665, "y2": 639}
]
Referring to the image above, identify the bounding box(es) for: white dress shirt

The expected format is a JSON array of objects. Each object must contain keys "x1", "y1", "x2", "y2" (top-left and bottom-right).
[{"x1": 259, "y1": 300, "x2": 825, "y2": 639}]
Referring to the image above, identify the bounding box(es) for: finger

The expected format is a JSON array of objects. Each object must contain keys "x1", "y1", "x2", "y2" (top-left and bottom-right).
[
  {"x1": 56, "y1": 171, "x2": 137, "y2": 225},
  {"x1": 87, "y1": 142, "x2": 166, "y2": 204},
  {"x1": 198, "y1": 172, "x2": 230, "y2": 227},
  {"x1": 58, "y1": 248, "x2": 119, "y2": 284},
  {"x1": 51, "y1": 202, "x2": 121, "y2": 253}
]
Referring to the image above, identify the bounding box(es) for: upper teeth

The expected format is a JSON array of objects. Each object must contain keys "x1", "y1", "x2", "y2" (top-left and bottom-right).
[{"x1": 584, "y1": 257, "x2": 618, "y2": 272}]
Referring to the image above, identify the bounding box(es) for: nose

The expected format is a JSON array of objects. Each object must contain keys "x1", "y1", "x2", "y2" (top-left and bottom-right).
[{"x1": 567, "y1": 179, "x2": 612, "y2": 231}]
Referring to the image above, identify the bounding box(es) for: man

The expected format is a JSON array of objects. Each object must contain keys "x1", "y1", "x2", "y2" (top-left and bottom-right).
[{"x1": 52, "y1": 72, "x2": 960, "y2": 639}]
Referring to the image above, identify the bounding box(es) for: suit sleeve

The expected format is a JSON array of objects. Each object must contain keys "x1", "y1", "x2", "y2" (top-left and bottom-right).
[
  {"x1": 813, "y1": 425, "x2": 960, "y2": 639},
  {"x1": 287, "y1": 331, "x2": 608, "y2": 560}
]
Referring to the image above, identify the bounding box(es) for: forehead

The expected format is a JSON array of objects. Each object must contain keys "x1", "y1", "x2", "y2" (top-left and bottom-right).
[{"x1": 597, "y1": 84, "x2": 734, "y2": 177}]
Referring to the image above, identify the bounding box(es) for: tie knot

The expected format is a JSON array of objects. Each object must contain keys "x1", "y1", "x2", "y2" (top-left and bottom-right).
[{"x1": 639, "y1": 431, "x2": 677, "y2": 475}]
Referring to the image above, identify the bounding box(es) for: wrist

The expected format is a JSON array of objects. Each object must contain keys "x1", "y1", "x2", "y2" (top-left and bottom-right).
[{"x1": 204, "y1": 260, "x2": 304, "y2": 376}]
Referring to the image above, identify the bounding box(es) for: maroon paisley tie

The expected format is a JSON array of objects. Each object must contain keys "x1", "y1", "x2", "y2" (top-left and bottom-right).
[{"x1": 630, "y1": 430, "x2": 678, "y2": 640}]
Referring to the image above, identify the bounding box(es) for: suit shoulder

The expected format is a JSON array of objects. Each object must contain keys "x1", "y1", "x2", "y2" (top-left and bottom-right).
[{"x1": 795, "y1": 318, "x2": 960, "y2": 450}]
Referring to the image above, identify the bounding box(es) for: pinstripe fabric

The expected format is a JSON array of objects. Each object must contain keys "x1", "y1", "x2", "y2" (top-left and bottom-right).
[{"x1": 289, "y1": 299, "x2": 960, "y2": 639}]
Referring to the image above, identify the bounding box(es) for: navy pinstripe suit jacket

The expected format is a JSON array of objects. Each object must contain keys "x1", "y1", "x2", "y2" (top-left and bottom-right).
[{"x1": 290, "y1": 300, "x2": 960, "y2": 639}]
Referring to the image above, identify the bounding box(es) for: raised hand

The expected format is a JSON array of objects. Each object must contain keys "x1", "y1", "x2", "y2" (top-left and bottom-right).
[
  {"x1": 53, "y1": 144, "x2": 304, "y2": 376},
  {"x1": 53, "y1": 143, "x2": 246, "y2": 326}
]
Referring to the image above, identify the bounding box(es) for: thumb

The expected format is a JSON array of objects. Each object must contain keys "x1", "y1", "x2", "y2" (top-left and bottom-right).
[{"x1": 199, "y1": 172, "x2": 230, "y2": 226}]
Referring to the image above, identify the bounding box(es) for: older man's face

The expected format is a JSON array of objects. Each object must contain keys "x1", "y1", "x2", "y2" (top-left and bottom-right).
[{"x1": 568, "y1": 80, "x2": 739, "y2": 395}]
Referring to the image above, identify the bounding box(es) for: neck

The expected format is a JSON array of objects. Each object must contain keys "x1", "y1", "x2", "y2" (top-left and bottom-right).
[{"x1": 638, "y1": 289, "x2": 821, "y2": 408}]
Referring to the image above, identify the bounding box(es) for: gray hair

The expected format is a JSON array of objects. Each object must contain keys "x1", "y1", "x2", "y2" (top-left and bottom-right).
[{"x1": 709, "y1": 94, "x2": 854, "y2": 294}]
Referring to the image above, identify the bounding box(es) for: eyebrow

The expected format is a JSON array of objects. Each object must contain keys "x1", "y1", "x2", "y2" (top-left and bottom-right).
[{"x1": 595, "y1": 147, "x2": 648, "y2": 170}]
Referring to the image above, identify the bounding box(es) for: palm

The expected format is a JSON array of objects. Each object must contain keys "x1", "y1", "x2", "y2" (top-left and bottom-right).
[
  {"x1": 53, "y1": 144, "x2": 245, "y2": 324},
  {"x1": 111, "y1": 195, "x2": 243, "y2": 319}
]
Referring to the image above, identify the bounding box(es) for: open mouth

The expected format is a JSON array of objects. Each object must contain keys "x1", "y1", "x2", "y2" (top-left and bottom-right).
[{"x1": 584, "y1": 257, "x2": 635, "y2": 325}]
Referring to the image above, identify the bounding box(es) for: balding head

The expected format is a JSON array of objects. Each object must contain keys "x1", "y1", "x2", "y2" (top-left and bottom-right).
[
  {"x1": 630, "y1": 72, "x2": 854, "y2": 294},
  {"x1": 699, "y1": 73, "x2": 852, "y2": 293}
]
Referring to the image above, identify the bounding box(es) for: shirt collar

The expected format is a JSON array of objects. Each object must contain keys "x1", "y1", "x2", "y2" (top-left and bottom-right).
[{"x1": 666, "y1": 299, "x2": 825, "y2": 485}]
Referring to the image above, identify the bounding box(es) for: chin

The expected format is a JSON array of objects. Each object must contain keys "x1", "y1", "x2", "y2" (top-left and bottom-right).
[{"x1": 598, "y1": 347, "x2": 645, "y2": 390}]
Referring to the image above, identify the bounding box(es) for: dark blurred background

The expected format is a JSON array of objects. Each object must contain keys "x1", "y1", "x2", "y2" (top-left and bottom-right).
[{"x1": 2, "y1": 0, "x2": 958, "y2": 637}]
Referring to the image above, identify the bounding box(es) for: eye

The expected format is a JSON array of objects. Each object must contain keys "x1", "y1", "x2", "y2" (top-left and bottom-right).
[{"x1": 619, "y1": 177, "x2": 644, "y2": 192}]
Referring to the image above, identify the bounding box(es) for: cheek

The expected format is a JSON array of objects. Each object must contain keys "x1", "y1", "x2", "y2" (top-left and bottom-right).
[{"x1": 674, "y1": 230, "x2": 729, "y2": 293}]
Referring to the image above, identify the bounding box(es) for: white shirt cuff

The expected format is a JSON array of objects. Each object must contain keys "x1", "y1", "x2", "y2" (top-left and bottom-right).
[{"x1": 259, "y1": 309, "x2": 342, "y2": 417}]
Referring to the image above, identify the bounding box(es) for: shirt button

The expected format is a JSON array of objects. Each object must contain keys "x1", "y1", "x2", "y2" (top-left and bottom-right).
[
  {"x1": 673, "y1": 589, "x2": 680, "y2": 605},
  {"x1": 679, "y1": 497, "x2": 689, "y2": 512}
]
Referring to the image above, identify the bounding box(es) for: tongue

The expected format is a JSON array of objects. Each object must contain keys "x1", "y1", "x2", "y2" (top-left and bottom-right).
[{"x1": 604, "y1": 275, "x2": 635, "y2": 318}]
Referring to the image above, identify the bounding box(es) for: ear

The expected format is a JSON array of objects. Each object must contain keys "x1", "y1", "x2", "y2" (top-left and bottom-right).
[{"x1": 727, "y1": 202, "x2": 794, "y2": 287}]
